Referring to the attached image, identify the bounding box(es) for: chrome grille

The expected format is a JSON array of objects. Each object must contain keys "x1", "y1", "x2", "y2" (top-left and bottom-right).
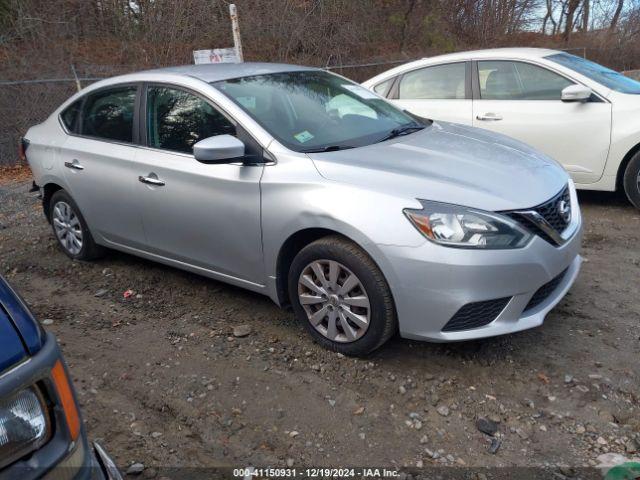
[
  {"x1": 533, "y1": 186, "x2": 571, "y2": 233},
  {"x1": 505, "y1": 184, "x2": 571, "y2": 246}
]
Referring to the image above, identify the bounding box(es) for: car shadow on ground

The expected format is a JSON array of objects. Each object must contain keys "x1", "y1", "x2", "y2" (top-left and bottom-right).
[
  {"x1": 98, "y1": 238, "x2": 568, "y2": 365},
  {"x1": 576, "y1": 189, "x2": 631, "y2": 208}
]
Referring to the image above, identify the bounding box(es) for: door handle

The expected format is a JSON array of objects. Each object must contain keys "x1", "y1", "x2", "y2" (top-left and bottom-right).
[
  {"x1": 138, "y1": 175, "x2": 165, "y2": 186},
  {"x1": 64, "y1": 160, "x2": 84, "y2": 170},
  {"x1": 476, "y1": 113, "x2": 503, "y2": 121}
]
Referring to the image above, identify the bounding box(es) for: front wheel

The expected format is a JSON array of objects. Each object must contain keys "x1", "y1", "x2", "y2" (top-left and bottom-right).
[
  {"x1": 288, "y1": 236, "x2": 397, "y2": 356},
  {"x1": 623, "y1": 152, "x2": 640, "y2": 209}
]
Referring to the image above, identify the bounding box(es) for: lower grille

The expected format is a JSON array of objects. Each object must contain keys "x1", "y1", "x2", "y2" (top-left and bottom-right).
[
  {"x1": 524, "y1": 269, "x2": 568, "y2": 313},
  {"x1": 442, "y1": 297, "x2": 511, "y2": 332}
]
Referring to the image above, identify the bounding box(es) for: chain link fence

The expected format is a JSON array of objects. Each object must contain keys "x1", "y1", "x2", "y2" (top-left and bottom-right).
[
  {"x1": 0, "y1": 59, "x2": 416, "y2": 167},
  {"x1": 2, "y1": 55, "x2": 636, "y2": 167}
]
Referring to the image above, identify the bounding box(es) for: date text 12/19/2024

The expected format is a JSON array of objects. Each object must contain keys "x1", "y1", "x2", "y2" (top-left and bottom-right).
[{"x1": 234, "y1": 468, "x2": 402, "y2": 478}]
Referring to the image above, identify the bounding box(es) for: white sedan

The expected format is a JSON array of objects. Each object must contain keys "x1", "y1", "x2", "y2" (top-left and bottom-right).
[{"x1": 363, "y1": 48, "x2": 640, "y2": 208}]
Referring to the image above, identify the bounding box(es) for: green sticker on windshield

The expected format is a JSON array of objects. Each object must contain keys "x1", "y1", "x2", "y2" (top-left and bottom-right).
[{"x1": 294, "y1": 130, "x2": 314, "y2": 143}]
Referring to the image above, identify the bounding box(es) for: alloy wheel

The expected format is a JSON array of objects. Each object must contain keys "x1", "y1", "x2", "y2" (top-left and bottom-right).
[
  {"x1": 52, "y1": 201, "x2": 83, "y2": 255},
  {"x1": 297, "y1": 260, "x2": 370, "y2": 343}
]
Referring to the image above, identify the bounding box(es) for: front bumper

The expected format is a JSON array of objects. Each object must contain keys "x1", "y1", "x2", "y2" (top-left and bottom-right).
[
  {"x1": 378, "y1": 207, "x2": 583, "y2": 342},
  {"x1": 0, "y1": 333, "x2": 121, "y2": 480}
]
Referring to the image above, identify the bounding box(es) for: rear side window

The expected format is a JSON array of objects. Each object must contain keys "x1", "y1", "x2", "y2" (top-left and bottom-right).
[
  {"x1": 80, "y1": 86, "x2": 137, "y2": 142},
  {"x1": 60, "y1": 99, "x2": 82, "y2": 134},
  {"x1": 146, "y1": 86, "x2": 236, "y2": 154},
  {"x1": 399, "y1": 63, "x2": 466, "y2": 100}
]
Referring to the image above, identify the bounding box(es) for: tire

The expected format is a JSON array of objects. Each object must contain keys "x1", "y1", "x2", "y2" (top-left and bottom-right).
[
  {"x1": 49, "y1": 190, "x2": 105, "y2": 260},
  {"x1": 623, "y1": 152, "x2": 640, "y2": 209},
  {"x1": 288, "y1": 235, "x2": 397, "y2": 356}
]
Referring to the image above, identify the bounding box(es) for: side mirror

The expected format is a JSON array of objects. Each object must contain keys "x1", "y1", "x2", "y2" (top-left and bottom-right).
[
  {"x1": 193, "y1": 135, "x2": 245, "y2": 163},
  {"x1": 561, "y1": 84, "x2": 592, "y2": 102}
]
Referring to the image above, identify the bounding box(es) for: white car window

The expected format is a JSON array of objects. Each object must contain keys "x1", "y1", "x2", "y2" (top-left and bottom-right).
[
  {"x1": 373, "y1": 78, "x2": 394, "y2": 96},
  {"x1": 478, "y1": 61, "x2": 573, "y2": 100},
  {"x1": 399, "y1": 63, "x2": 466, "y2": 100}
]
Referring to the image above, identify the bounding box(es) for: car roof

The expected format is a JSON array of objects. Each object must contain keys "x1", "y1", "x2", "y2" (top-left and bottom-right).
[
  {"x1": 141, "y1": 62, "x2": 321, "y2": 83},
  {"x1": 363, "y1": 47, "x2": 563, "y2": 86},
  {"x1": 418, "y1": 47, "x2": 560, "y2": 63}
]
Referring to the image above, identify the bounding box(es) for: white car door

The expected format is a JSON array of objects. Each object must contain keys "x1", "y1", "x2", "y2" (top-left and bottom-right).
[
  {"x1": 386, "y1": 62, "x2": 473, "y2": 126},
  {"x1": 472, "y1": 60, "x2": 612, "y2": 185}
]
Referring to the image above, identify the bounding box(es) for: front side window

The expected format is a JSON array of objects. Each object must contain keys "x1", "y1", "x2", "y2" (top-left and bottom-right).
[
  {"x1": 399, "y1": 63, "x2": 466, "y2": 100},
  {"x1": 212, "y1": 70, "x2": 419, "y2": 152},
  {"x1": 547, "y1": 52, "x2": 640, "y2": 94},
  {"x1": 478, "y1": 61, "x2": 573, "y2": 100},
  {"x1": 147, "y1": 86, "x2": 236, "y2": 154},
  {"x1": 81, "y1": 86, "x2": 137, "y2": 142}
]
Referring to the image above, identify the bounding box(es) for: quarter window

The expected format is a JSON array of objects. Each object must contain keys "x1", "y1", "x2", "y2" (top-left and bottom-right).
[
  {"x1": 146, "y1": 86, "x2": 236, "y2": 154},
  {"x1": 60, "y1": 99, "x2": 82, "y2": 134},
  {"x1": 399, "y1": 63, "x2": 466, "y2": 100},
  {"x1": 80, "y1": 86, "x2": 137, "y2": 142},
  {"x1": 478, "y1": 61, "x2": 574, "y2": 100},
  {"x1": 373, "y1": 78, "x2": 394, "y2": 97}
]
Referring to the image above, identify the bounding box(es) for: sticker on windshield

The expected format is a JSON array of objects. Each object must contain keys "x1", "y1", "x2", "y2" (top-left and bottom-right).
[
  {"x1": 342, "y1": 84, "x2": 379, "y2": 99},
  {"x1": 294, "y1": 130, "x2": 315, "y2": 143}
]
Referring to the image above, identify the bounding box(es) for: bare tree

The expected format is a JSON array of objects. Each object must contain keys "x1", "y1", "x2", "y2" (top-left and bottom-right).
[
  {"x1": 542, "y1": 0, "x2": 558, "y2": 34},
  {"x1": 582, "y1": 0, "x2": 590, "y2": 31},
  {"x1": 610, "y1": 0, "x2": 625, "y2": 30},
  {"x1": 563, "y1": 0, "x2": 581, "y2": 41}
]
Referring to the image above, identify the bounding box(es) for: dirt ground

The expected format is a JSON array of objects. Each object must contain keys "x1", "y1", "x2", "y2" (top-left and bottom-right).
[{"x1": 1, "y1": 171, "x2": 639, "y2": 479}]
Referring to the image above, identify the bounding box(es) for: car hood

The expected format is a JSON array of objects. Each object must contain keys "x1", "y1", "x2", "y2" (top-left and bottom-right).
[
  {"x1": 307, "y1": 121, "x2": 568, "y2": 212},
  {"x1": 0, "y1": 277, "x2": 44, "y2": 368},
  {"x1": 0, "y1": 308, "x2": 27, "y2": 373}
]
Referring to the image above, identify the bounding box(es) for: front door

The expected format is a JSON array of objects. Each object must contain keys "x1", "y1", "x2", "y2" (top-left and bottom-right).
[
  {"x1": 472, "y1": 60, "x2": 612, "y2": 185},
  {"x1": 134, "y1": 85, "x2": 264, "y2": 285}
]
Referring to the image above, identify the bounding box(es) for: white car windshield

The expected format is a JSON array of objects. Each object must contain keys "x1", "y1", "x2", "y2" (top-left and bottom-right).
[
  {"x1": 212, "y1": 70, "x2": 424, "y2": 152},
  {"x1": 547, "y1": 52, "x2": 640, "y2": 94}
]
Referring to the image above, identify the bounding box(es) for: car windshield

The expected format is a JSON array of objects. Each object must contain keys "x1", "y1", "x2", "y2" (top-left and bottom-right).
[
  {"x1": 212, "y1": 70, "x2": 422, "y2": 152},
  {"x1": 546, "y1": 52, "x2": 640, "y2": 94}
]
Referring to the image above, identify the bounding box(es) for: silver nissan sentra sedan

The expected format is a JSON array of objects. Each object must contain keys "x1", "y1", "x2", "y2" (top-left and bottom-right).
[{"x1": 23, "y1": 62, "x2": 582, "y2": 355}]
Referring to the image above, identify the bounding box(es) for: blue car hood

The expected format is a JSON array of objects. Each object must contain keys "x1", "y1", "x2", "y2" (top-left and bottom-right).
[
  {"x1": 0, "y1": 308, "x2": 27, "y2": 373},
  {"x1": 0, "y1": 277, "x2": 44, "y2": 372}
]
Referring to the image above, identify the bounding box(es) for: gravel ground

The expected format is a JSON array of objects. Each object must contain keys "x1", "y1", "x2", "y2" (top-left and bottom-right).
[{"x1": 0, "y1": 175, "x2": 639, "y2": 479}]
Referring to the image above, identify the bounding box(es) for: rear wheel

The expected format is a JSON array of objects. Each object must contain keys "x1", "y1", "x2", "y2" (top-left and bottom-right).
[
  {"x1": 288, "y1": 236, "x2": 396, "y2": 356},
  {"x1": 623, "y1": 152, "x2": 640, "y2": 209},
  {"x1": 49, "y1": 190, "x2": 105, "y2": 260}
]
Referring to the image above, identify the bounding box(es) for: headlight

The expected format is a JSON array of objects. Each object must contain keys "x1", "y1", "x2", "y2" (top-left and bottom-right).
[
  {"x1": 0, "y1": 387, "x2": 50, "y2": 469},
  {"x1": 404, "y1": 200, "x2": 532, "y2": 249}
]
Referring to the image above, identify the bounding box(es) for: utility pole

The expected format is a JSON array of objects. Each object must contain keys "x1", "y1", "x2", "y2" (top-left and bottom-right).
[{"x1": 229, "y1": 4, "x2": 244, "y2": 62}]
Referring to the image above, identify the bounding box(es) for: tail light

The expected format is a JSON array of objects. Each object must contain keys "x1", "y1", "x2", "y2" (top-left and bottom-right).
[{"x1": 18, "y1": 138, "x2": 29, "y2": 163}]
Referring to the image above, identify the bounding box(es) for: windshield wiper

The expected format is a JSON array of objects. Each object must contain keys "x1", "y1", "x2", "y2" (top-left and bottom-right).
[
  {"x1": 377, "y1": 123, "x2": 425, "y2": 143},
  {"x1": 301, "y1": 145, "x2": 354, "y2": 153}
]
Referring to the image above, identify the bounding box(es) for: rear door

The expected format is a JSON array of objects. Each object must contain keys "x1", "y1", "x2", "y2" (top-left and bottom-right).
[
  {"x1": 133, "y1": 84, "x2": 264, "y2": 284},
  {"x1": 472, "y1": 60, "x2": 612, "y2": 184},
  {"x1": 60, "y1": 84, "x2": 147, "y2": 247},
  {"x1": 389, "y1": 62, "x2": 473, "y2": 125}
]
